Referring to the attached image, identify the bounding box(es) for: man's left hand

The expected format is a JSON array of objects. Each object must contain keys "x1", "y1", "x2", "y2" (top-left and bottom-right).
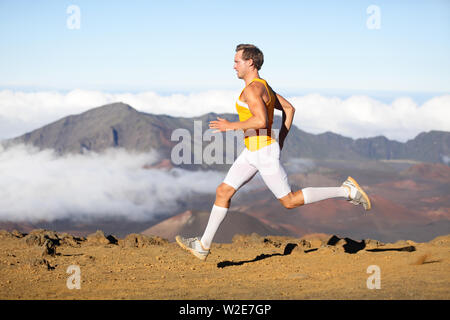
[{"x1": 209, "y1": 117, "x2": 233, "y2": 133}]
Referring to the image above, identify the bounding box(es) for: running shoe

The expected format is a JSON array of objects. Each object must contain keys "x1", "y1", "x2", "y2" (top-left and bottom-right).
[
  {"x1": 175, "y1": 236, "x2": 210, "y2": 261},
  {"x1": 342, "y1": 176, "x2": 372, "y2": 211}
]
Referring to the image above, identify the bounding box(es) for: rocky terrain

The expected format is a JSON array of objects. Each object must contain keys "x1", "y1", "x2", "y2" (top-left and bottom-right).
[{"x1": 0, "y1": 229, "x2": 448, "y2": 300}]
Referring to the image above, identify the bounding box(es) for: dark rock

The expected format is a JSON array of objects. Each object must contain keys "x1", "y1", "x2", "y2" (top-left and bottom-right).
[
  {"x1": 86, "y1": 230, "x2": 117, "y2": 245},
  {"x1": 326, "y1": 235, "x2": 366, "y2": 254},
  {"x1": 296, "y1": 239, "x2": 312, "y2": 249},
  {"x1": 0, "y1": 230, "x2": 14, "y2": 239},
  {"x1": 0, "y1": 229, "x2": 26, "y2": 239},
  {"x1": 41, "y1": 239, "x2": 56, "y2": 257},
  {"x1": 364, "y1": 239, "x2": 385, "y2": 249},
  {"x1": 23, "y1": 229, "x2": 60, "y2": 247},
  {"x1": 232, "y1": 233, "x2": 265, "y2": 245},
  {"x1": 263, "y1": 237, "x2": 282, "y2": 248},
  {"x1": 11, "y1": 230, "x2": 25, "y2": 238},
  {"x1": 58, "y1": 233, "x2": 85, "y2": 247},
  {"x1": 29, "y1": 258, "x2": 55, "y2": 270},
  {"x1": 123, "y1": 233, "x2": 168, "y2": 248}
]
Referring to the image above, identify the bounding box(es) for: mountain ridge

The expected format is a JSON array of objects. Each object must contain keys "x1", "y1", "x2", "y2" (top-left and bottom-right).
[{"x1": 2, "y1": 102, "x2": 449, "y2": 166}]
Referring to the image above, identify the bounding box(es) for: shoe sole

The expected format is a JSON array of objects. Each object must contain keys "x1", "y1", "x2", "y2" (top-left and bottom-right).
[
  {"x1": 175, "y1": 236, "x2": 208, "y2": 261},
  {"x1": 347, "y1": 176, "x2": 372, "y2": 211}
]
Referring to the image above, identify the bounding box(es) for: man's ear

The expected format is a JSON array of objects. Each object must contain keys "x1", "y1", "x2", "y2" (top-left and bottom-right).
[{"x1": 247, "y1": 58, "x2": 255, "y2": 69}]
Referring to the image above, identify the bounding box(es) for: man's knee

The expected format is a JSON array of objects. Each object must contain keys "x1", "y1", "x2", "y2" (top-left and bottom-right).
[{"x1": 216, "y1": 183, "x2": 236, "y2": 200}]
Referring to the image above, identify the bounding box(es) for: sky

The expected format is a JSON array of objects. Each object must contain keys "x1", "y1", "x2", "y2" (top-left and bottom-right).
[
  {"x1": 1, "y1": 0, "x2": 449, "y2": 93},
  {"x1": 0, "y1": 0, "x2": 449, "y2": 141}
]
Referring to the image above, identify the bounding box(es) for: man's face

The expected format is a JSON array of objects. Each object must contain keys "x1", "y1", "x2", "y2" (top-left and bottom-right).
[{"x1": 234, "y1": 50, "x2": 252, "y2": 79}]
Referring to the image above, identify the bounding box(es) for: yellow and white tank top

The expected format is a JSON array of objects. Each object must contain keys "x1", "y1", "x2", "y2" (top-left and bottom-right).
[{"x1": 236, "y1": 78, "x2": 276, "y2": 151}]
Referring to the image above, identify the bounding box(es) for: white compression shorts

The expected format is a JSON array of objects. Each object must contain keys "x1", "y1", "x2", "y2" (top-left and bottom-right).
[{"x1": 223, "y1": 141, "x2": 292, "y2": 199}]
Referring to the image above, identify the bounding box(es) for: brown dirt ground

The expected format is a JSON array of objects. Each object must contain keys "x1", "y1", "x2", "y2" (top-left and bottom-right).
[{"x1": 0, "y1": 230, "x2": 449, "y2": 300}]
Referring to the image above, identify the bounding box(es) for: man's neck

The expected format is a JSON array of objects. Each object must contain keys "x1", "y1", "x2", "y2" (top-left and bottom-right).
[{"x1": 243, "y1": 71, "x2": 260, "y2": 86}]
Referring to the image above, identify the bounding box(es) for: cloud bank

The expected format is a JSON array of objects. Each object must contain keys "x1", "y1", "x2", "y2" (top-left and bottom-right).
[
  {"x1": 0, "y1": 144, "x2": 226, "y2": 223},
  {"x1": 0, "y1": 89, "x2": 449, "y2": 142},
  {"x1": 290, "y1": 94, "x2": 450, "y2": 142}
]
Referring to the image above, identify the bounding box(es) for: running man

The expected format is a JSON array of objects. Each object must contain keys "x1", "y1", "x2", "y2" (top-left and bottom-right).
[{"x1": 176, "y1": 44, "x2": 371, "y2": 261}]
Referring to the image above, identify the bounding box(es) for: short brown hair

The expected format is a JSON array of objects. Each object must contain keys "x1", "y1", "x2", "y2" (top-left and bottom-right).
[{"x1": 236, "y1": 44, "x2": 264, "y2": 70}]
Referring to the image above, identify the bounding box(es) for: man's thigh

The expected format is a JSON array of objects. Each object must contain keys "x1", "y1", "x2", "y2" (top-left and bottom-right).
[
  {"x1": 223, "y1": 150, "x2": 258, "y2": 191},
  {"x1": 258, "y1": 163, "x2": 291, "y2": 199},
  {"x1": 250, "y1": 143, "x2": 291, "y2": 199}
]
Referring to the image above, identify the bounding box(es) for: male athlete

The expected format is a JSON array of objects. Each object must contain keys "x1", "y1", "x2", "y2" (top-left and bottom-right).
[{"x1": 176, "y1": 44, "x2": 371, "y2": 261}]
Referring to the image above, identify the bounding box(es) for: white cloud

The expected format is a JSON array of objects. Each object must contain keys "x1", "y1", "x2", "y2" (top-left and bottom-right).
[
  {"x1": 0, "y1": 89, "x2": 449, "y2": 142},
  {"x1": 0, "y1": 89, "x2": 238, "y2": 140},
  {"x1": 0, "y1": 144, "x2": 226, "y2": 223},
  {"x1": 289, "y1": 94, "x2": 450, "y2": 142}
]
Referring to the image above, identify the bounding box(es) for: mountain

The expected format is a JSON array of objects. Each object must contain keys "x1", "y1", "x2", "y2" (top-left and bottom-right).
[
  {"x1": 2, "y1": 102, "x2": 449, "y2": 167},
  {"x1": 141, "y1": 209, "x2": 298, "y2": 243},
  {"x1": 3, "y1": 102, "x2": 185, "y2": 158}
]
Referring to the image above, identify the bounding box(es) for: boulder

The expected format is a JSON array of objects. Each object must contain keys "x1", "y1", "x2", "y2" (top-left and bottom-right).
[
  {"x1": 41, "y1": 239, "x2": 57, "y2": 257},
  {"x1": 123, "y1": 233, "x2": 168, "y2": 248},
  {"x1": 23, "y1": 229, "x2": 60, "y2": 247},
  {"x1": 86, "y1": 230, "x2": 116, "y2": 245}
]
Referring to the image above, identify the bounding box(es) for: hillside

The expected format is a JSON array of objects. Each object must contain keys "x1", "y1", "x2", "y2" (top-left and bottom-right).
[
  {"x1": 141, "y1": 209, "x2": 298, "y2": 242},
  {"x1": 2, "y1": 102, "x2": 449, "y2": 166}
]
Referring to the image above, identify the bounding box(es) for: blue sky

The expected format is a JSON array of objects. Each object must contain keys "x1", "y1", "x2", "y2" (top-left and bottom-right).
[{"x1": 0, "y1": 0, "x2": 449, "y2": 97}]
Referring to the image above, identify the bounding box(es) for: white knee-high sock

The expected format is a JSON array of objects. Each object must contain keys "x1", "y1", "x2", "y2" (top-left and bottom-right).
[
  {"x1": 200, "y1": 204, "x2": 228, "y2": 249},
  {"x1": 301, "y1": 187, "x2": 350, "y2": 205}
]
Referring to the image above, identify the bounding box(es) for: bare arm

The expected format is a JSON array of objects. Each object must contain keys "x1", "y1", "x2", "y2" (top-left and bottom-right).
[
  {"x1": 274, "y1": 92, "x2": 295, "y2": 150},
  {"x1": 274, "y1": 93, "x2": 295, "y2": 129},
  {"x1": 209, "y1": 83, "x2": 267, "y2": 132}
]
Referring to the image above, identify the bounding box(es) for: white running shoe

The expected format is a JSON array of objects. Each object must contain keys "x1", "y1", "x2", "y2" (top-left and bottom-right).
[
  {"x1": 342, "y1": 176, "x2": 372, "y2": 211},
  {"x1": 175, "y1": 236, "x2": 210, "y2": 261}
]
